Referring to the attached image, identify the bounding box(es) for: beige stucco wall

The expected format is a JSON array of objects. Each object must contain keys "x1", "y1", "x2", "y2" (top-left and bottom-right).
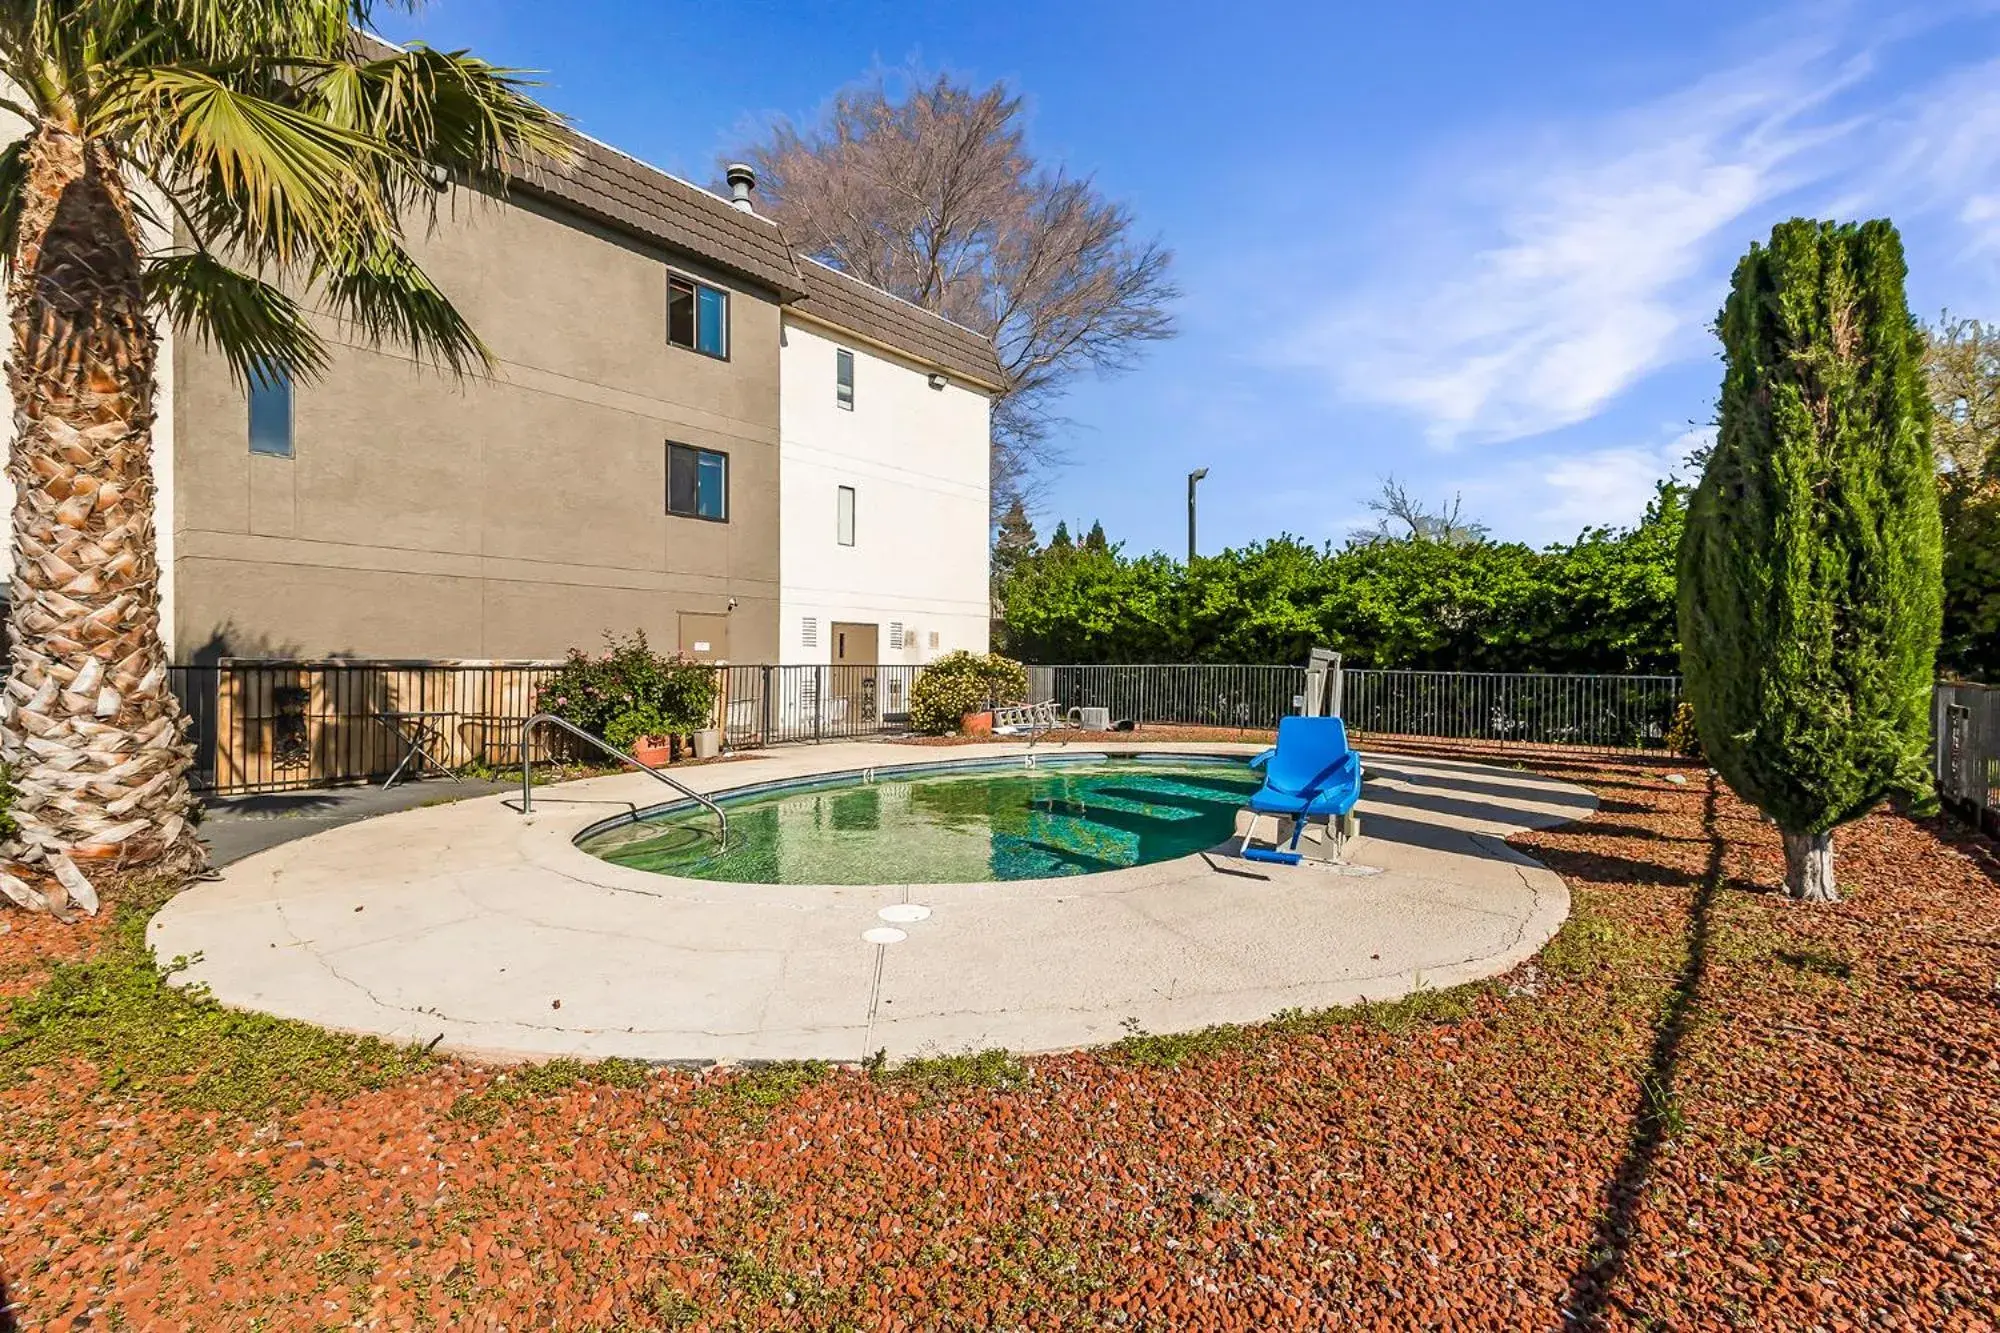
[{"x1": 171, "y1": 188, "x2": 781, "y2": 663}]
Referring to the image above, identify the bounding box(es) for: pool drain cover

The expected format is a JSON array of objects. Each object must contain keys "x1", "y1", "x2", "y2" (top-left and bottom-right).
[
  {"x1": 877, "y1": 904, "x2": 932, "y2": 924},
  {"x1": 861, "y1": 926, "x2": 907, "y2": 945}
]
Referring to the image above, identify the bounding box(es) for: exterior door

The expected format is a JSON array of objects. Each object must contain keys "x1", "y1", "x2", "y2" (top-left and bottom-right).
[{"x1": 829, "y1": 621, "x2": 879, "y2": 726}]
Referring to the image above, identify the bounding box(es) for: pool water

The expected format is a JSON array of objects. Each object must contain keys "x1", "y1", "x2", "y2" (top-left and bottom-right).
[{"x1": 579, "y1": 759, "x2": 1262, "y2": 884}]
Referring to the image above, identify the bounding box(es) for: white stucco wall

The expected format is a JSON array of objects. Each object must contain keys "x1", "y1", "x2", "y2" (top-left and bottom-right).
[{"x1": 777, "y1": 315, "x2": 991, "y2": 667}]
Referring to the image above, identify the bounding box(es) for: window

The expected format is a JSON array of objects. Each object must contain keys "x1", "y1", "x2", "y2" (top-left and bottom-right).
[
  {"x1": 667, "y1": 443, "x2": 729, "y2": 521},
  {"x1": 836, "y1": 485, "x2": 856, "y2": 546},
  {"x1": 667, "y1": 273, "x2": 729, "y2": 358},
  {"x1": 835, "y1": 348, "x2": 855, "y2": 409},
  {"x1": 247, "y1": 362, "x2": 293, "y2": 458}
]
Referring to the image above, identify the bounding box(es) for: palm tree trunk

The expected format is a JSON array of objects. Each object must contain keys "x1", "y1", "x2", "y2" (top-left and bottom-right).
[{"x1": 0, "y1": 127, "x2": 201, "y2": 916}]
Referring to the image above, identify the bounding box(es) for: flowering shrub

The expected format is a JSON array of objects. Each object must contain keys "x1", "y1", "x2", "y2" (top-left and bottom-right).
[
  {"x1": 536, "y1": 632, "x2": 719, "y2": 750},
  {"x1": 909, "y1": 651, "x2": 1029, "y2": 734}
]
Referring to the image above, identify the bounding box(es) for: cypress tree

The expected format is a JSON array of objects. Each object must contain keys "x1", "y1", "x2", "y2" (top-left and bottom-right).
[
  {"x1": 1679, "y1": 218, "x2": 1941, "y2": 900},
  {"x1": 992, "y1": 499, "x2": 1040, "y2": 580}
]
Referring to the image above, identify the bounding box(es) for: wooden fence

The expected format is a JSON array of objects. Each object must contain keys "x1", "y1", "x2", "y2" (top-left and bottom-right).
[{"x1": 171, "y1": 660, "x2": 563, "y2": 793}]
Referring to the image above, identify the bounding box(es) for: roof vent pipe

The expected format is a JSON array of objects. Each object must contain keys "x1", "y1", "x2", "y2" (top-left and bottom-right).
[{"x1": 725, "y1": 163, "x2": 756, "y2": 213}]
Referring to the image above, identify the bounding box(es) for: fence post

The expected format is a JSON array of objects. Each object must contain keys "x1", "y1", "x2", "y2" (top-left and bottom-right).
[
  {"x1": 814, "y1": 666, "x2": 824, "y2": 744},
  {"x1": 760, "y1": 665, "x2": 773, "y2": 747}
]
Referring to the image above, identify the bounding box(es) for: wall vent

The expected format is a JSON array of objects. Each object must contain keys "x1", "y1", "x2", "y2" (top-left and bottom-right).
[
  {"x1": 801, "y1": 617, "x2": 818, "y2": 648},
  {"x1": 888, "y1": 622, "x2": 905, "y2": 651}
]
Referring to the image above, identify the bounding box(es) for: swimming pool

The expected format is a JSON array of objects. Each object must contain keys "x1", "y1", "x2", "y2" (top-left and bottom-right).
[{"x1": 576, "y1": 756, "x2": 1262, "y2": 884}]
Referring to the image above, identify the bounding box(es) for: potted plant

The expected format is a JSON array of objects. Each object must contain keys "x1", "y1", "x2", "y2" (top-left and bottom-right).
[
  {"x1": 606, "y1": 706, "x2": 674, "y2": 767},
  {"x1": 534, "y1": 631, "x2": 723, "y2": 767}
]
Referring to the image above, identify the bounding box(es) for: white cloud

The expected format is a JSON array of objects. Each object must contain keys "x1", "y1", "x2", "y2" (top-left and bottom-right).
[
  {"x1": 1874, "y1": 56, "x2": 2000, "y2": 259},
  {"x1": 1462, "y1": 425, "x2": 1711, "y2": 546},
  {"x1": 1277, "y1": 41, "x2": 1880, "y2": 447}
]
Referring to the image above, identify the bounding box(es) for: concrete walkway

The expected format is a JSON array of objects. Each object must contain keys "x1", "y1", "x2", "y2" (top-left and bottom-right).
[{"x1": 150, "y1": 742, "x2": 1597, "y2": 1064}]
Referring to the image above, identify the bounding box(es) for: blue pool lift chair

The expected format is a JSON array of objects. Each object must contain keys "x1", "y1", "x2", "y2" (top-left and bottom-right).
[{"x1": 1241, "y1": 716, "x2": 1363, "y2": 866}]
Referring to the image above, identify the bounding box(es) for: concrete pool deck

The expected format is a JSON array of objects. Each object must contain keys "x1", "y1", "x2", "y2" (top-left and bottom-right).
[{"x1": 149, "y1": 742, "x2": 1599, "y2": 1064}]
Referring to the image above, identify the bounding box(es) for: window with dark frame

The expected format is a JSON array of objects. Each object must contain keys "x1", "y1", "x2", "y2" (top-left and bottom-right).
[
  {"x1": 667, "y1": 273, "x2": 729, "y2": 358},
  {"x1": 248, "y1": 361, "x2": 294, "y2": 458},
  {"x1": 837, "y1": 485, "x2": 856, "y2": 546},
  {"x1": 667, "y1": 442, "x2": 729, "y2": 521},
  {"x1": 836, "y1": 347, "x2": 855, "y2": 409}
]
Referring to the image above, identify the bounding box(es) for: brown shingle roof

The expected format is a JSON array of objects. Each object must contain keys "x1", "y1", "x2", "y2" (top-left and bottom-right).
[
  {"x1": 789, "y1": 259, "x2": 1005, "y2": 391},
  {"x1": 516, "y1": 136, "x2": 807, "y2": 300},
  {"x1": 522, "y1": 139, "x2": 1004, "y2": 391},
  {"x1": 362, "y1": 30, "x2": 1003, "y2": 392}
]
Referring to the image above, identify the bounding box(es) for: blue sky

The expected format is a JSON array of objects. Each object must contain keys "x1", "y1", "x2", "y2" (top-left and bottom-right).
[{"x1": 385, "y1": 0, "x2": 2000, "y2": 555}]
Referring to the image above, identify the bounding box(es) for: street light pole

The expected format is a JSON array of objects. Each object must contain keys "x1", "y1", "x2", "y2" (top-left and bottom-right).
[{"x1": 1187, "y1": 467, "x2": 1208, "y2": 565}]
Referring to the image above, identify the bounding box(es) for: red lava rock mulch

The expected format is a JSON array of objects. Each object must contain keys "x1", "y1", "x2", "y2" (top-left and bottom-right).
[{"x1": 2, "y1": 751, "x2": 1996, "y2": 1329}]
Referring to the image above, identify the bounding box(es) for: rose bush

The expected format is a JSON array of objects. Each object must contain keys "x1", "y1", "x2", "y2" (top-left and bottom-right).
[{"x1": 536, "y1": 632, "x2": 719, "y2": 751}]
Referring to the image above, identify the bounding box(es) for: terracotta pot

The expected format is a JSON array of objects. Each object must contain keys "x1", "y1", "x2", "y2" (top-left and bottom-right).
[
  {"x1": 631, "y1": 737, "x2": 674, "y2": 768},
  {"x1": 960, "y1": 710, "x2": 994, "y2": 736}
]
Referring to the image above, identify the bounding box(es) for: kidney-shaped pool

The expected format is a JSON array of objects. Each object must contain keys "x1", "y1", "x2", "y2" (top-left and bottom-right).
[{"x1": 576, "y1": 755, "x2": 1263, "y2": 884}]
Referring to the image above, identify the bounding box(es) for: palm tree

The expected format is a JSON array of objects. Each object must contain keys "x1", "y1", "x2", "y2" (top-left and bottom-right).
[{"x1": 0, "y1": 2, "x2": 568, "y2": 916}]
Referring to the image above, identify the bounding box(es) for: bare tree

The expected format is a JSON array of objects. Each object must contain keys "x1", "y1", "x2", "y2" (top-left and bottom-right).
[
  {"x1": 1351, "y1": 476, "x2": 1489, "y2": 546},
  {"x1": 1925, "y1": 312, "x2": 2000, "y2": 480},
  {"x1": 732, "y1": 73, "x2": 1178, "y2": 512}
]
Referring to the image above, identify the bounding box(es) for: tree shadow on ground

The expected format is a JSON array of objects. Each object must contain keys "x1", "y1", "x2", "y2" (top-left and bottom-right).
[
  {"x1": 1562, "y1": 774, "x2": 1726, "y2": 1328},
  {"x1": 204, "y1": 792, "x2": 344, "y2": 817},
  {"x1": 1, "y1": 1273, "x2": 19, "y2": 1333},
  {"x1": 1572, "y1": 819, "x2": 1709, "y2": 845},
  {"x1": 1370, "y1": 760, "x2": 1606, "y2": 807},
  {"x1": 1360, "y1": 778, "x2": 1596, "y2": 831}
]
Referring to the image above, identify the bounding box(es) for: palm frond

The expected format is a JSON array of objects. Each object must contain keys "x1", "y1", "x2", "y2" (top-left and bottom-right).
[
  {"x1": 102, "y1": 65, "x2": 386, "y2": 261},
  {"x1": 155, "y1": 0, "x2": 382, "y2": 63},
  {"x1": 305, "y1": 43, "x2": 574, "y2": 196},
  {"x1": 146, "y1": 248, "x2": 329, "y2": 384},
  {"x1": 314, "y1": 237, "x2": 490, "y2": 375}
]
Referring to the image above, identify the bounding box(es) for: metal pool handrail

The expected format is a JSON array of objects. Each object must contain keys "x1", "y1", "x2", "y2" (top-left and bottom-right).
[{"x1": 516, "y1": 713, "x2": 728, "y2": 846}]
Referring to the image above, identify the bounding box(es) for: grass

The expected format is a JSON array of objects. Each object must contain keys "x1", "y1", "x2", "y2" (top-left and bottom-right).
[
  {"x1": 447, "y1": 1055, "x2": 656, "y2": 1127},
  {"x1": 692, "y1": 1060, "x2": 834, "y2": 1124},
  {"x1": 1108, "y1": 979, "x2": 1497, "y2": 1069},
  {"x1": 0, "y1": 877, "x2": 435, "y2": 1117},
  {"x1": 1773, "y1": 946, "x2": 1855, "y2": 981},
  {"x1": 1539, "y1": 906, "x2": 1649, "y2": 979},
  {"x1": 871, "y1": 1046, "x2": 1029, "y2": 1093}
]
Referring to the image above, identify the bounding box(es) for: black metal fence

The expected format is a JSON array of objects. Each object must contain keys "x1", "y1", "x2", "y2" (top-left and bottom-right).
[
  {"x1": 1342, "y1": 669, "x2": 1685, "y2": 753},
  {"x1": 1028, "y1": 663, "x2": 1307, "y2": 731},
  {"x1": 1935, "y1": 681, "x2": 2000, "y2": 835},
  {"x1": 168, "y1": 659, "x2": 931, "y2": 793},
  {"x1": 166, "y1": 657, "x2": 1695, "y2": 795},
  {"x1": 717, "y1": 664, "x2": 924, "y2": 748}
]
